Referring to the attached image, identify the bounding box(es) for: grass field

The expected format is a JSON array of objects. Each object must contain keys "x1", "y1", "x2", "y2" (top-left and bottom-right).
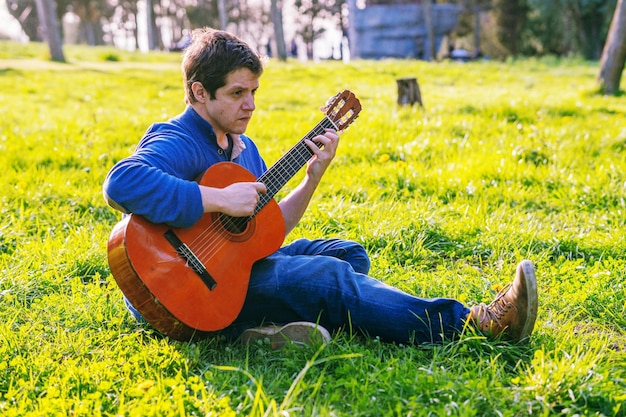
[{"x1": 1, "y1": 41, "x2": 625, "y2": 416}]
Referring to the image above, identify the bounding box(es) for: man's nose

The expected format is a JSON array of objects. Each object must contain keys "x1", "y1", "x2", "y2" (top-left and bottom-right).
[{"x1": 243, "y1": 93, "x2": 255, "y2": 110}]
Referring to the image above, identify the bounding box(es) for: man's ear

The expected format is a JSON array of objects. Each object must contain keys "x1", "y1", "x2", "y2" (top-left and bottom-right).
[{"x1": 191, "y1": 81, "x2": 206, "y2": 103}]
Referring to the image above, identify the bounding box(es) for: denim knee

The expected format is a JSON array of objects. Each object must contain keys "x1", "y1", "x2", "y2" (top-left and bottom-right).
[{"x1": 280, "y1": 238, "x2": 371, "y2": 274}]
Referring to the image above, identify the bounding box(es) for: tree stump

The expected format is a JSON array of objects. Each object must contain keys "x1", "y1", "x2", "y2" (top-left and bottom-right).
[{"x1": 396, "y1": 77, "x2": 423, "y2": 107}]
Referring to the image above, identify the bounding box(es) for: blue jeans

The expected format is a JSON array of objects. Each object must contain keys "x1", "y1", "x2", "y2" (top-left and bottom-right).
[
  {"x1": 125, "y1": 238, "x2": 470, "y2": 344},
  {"x1": 229, "y1": 238, "x2": 469, "y2": 344}
]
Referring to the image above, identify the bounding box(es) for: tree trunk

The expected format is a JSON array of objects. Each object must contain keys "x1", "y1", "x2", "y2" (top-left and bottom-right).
[
  {"x1": 346, "y1": 0, "x2": 359, "y2": 59},
  {"x1": 34, "y1": 0, "x2": 65, "y2": 62},
  {"x1": 145, "y1": 0, "x2": 156, "y2": 50},
  {"x1": 473, "y1": 4, "x2": 481, "y2": 56},
  {"x1": 598, "y1": 0, "x2": 626, "y2": 95},
  {"x1": 396, "y1": 78, "x2": 423, "y2": 107},
  {"x1": 270, "y1": 0, "x2": 287, "y2": 61},
  {"x1": 218, "y1": 0, "x2": 227, "y2": 30}
]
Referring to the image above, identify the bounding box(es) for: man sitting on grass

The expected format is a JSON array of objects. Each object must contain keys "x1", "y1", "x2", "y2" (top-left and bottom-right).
[{"x1": 103, "y1": 28, "x2": 538, "y2": 349}]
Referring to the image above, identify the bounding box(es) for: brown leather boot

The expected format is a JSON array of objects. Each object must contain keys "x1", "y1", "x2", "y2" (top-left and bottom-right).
[{"x1": 469, "y1": 260, "x2": 538, "y2": 342}]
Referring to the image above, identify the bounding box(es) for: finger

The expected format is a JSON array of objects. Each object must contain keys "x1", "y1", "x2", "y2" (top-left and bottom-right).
[
  {"x1": 313, "y1": 134, "x2": 337, "y2": 154},
  {"x1": 324, "y1": 128, "x2": 339, "y2": 138},
  {"x1": 254, "y1": 182, "x2": 267, "y2": 194},
  {"x1": 304, "y1": 138, "x2": 323, "y2": 154}
]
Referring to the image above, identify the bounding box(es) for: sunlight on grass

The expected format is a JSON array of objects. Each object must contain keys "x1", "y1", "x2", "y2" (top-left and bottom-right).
[{"x1": 1, "y1": 41, "x2": 625, "y2": 415}]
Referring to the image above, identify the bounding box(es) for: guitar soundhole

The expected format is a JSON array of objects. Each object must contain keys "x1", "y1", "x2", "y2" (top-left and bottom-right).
[{"x1": 219, "y1": 214, "x2": 250, "y2": 235}]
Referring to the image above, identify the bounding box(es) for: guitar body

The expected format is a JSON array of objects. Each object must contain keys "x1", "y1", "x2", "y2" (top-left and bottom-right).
[{"x1": 107, "y1": 162, "x2": 286, "y2": 340}]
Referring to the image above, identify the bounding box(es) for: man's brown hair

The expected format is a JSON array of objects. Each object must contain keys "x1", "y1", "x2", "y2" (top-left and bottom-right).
[{"x1": 182, "y1": 28, "x2": 263, "y2": 104}]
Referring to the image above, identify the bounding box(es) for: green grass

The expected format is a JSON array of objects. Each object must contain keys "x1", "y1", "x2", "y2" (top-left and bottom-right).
[{"x1": 1, "y1": 41, "x2": 625, "y2": 416}]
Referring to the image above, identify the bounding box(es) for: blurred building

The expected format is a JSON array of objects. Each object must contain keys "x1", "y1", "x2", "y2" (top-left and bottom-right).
[{"x1": 347, "y1": 0, "x2": 461, "y2": 60}]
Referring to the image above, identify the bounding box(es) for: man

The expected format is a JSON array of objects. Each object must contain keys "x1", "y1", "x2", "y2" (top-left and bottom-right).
[{"x1": 103, "y1": 28, "x2": 538, "y2": 349}]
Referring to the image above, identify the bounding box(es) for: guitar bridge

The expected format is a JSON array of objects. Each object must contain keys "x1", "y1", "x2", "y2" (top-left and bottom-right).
[{"x1": 164, "y1": 229, "x2": 217, "y2": 291}]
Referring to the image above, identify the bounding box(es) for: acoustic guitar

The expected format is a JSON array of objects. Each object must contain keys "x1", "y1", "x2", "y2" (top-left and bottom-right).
[{"x1": 107, "y1": 90, "x2": 361, "y2": 340}]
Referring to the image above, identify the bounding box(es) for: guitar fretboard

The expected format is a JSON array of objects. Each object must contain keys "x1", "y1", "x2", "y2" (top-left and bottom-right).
[
  {"x1": 254, "y1": 116, "x2": 337, "y2": 214},
  {"x1": 217, "y1": 89, "x2": 360, "y2": 230}
]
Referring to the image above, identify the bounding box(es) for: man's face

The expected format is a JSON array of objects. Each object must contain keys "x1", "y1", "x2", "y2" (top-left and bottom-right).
[{"x1": 200, "y1": 68, "x2": 259, "y2": 139}]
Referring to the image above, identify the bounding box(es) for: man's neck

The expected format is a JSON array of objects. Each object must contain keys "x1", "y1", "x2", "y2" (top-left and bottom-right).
[{"x1": 216, "y1": 133, "x2": 230, "y2": 150}]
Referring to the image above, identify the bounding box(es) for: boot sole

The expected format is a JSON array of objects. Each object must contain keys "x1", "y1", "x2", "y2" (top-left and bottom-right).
[
  {"x1": 518, "y1": 260, "x2": 538, "y2": 340},
  {"x1": 241, "y1": 322, "x2": 331, "y2": 349}
]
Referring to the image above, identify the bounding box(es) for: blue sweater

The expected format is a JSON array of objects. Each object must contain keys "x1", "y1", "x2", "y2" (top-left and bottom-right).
[{"x1": 103, "y1": 106, "x2": 268, "y2": 228}]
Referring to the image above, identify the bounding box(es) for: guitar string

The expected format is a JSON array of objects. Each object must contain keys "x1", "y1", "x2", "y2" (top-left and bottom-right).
[{"x1": 178, "y1": 100, "x2": 356, "y2": 265}]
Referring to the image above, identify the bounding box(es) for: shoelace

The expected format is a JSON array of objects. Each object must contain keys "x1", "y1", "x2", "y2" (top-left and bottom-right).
[{"x1": 479, "y1": 284, "x2": 514, "y2": 327}]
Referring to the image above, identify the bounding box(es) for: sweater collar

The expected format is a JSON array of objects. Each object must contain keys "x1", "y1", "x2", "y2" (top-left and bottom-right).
[{"x1": 180, "y1": 106, "x2": 247, "y2": 160}]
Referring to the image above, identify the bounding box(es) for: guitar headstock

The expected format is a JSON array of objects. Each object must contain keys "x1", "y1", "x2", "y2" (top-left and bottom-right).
[{"x1": 323, "y1": 90, "x2": 361, "y2": 132}]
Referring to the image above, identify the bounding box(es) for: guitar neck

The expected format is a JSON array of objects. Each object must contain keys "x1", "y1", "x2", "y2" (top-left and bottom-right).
[{"x1": 255, "y1": 116, "x2": 336, "y2": 212}]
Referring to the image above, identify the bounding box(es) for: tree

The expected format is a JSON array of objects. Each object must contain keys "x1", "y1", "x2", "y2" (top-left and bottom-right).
[
  {"x1": 293, "y1": 0, "x2": 345, "y2": 60},
  {"x1": 145, "y1": 0, "x2": 156, "y2": 50},
  {"x1": 217, "y1": 0, "x2": 227, "y2": 29},
  {"x1": 493, "y1": 0, "x2": 528, "y2": 56},
  {"x1": 564, "y1": 0, "x2": 616, "y2": 60},
  {"x1": 448, "y1": 0, "x2": 492, "y2": 55},
  {"x1": 598, "y1": 0, "x2": 626, "y2": 95},
  {"x1": 270, "y1": 0, "x2": 287, "y2": 60},
  {"x1": 34, "y1": 0, "x2": 65, "y2": 61}
]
